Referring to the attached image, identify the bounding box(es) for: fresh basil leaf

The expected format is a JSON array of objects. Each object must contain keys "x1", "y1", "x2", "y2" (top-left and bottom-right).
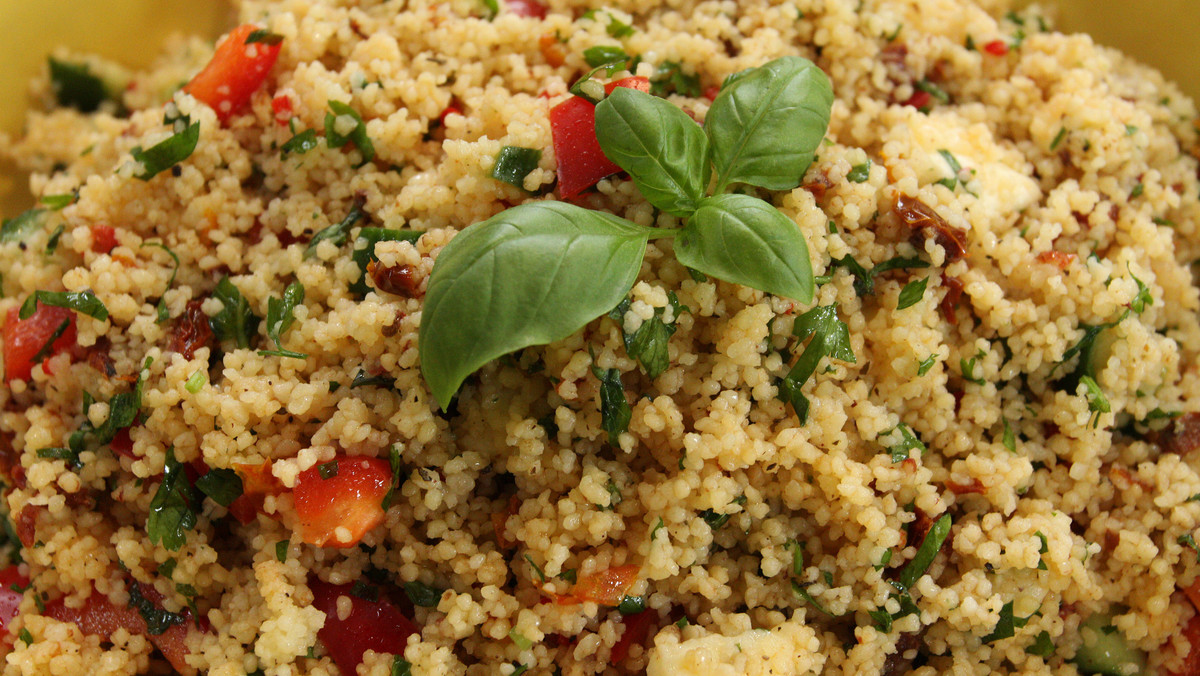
[
  {"x1": 898, "y1": 513, "x2": 951, "y2": 591},
  {"x1": 584, "y1": 45, "x2": 629, "y2": 68},
  {"x1": 306, "y1": 202, "x2": 365, "y2": 259},
  {"x1": 350, "y1": 227, "x2": 422, "y2": 296},
  {"x1": 705, "y1": 56, "x2": 833, "y2": 192},
  {"x1": 622, "y1": 309, "x2": 676, "y2": 379},
  {"x1": 649, "y1": 60, "x2": 701, "y2": 98},
  {"x1": 0, "y1": 209, "x2": 47, "y2": 243},
  {"x1": 886, "y1": 424, "x2": 925, "y2": 463},
  {"x1": 324, "y1": 100, "x2": 375, "y2": 166},
  {"x1": 131, "y1": 121, "x2": 200, "y2": 181},
  {"x1": 282, "y1": 128, "x2": 319, "y2": 156},
  {"x1": 147, "y1": 448, "x2": 197, "y2": 552},
  {"x1": 490, "y1": 146, "x2": 543, "y2": 190},
  {"x1": 776, "y1": 303, "x2": 854, "y2": 423},
  {"x1": 28, "y1": 319, "x2": 71, "y2": 366},
  {"x1": 592, "y1": 363, "x2": 631, "y2": 444},
  {"x1": 676, "y1": 193, "x2": 813, "y2": 301},
  {"x1": 195, "y1": 468, "x2": 244, "y2": 507},
  {"x1": 595, "y1": 86, "x2": 710, "y2": 217},
  {"x1": 48, "y1": 58, "x2": 116, "y2": 113},
  {"x1": 391, "y1": 657, "x2": 413, "y2": 676},
  {"x1": 1026, "y1": 631, "x2": 1055, "y2": 657},
  {"x1": 420, "y1": 202, "x2": 653, "y2": 409},
  {"x1": 897, "y1": 277, "x2": 928, "y2": 309},
  {"x1": 210, "y1": 277, "x2": 261, "y2": 349},
  {"x1": 847, "y1": 160, "x2": 871, "y2": 183},
  {"x1": 263, "y1": 282, "x2": 305, "y2": 352},
  {"x1": 20, "y1": 290, "x2": 109, "y2": 321}
]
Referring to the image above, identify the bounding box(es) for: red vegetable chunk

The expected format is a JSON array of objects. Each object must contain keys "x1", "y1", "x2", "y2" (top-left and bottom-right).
[
  {"x1": 183, "y1": 24, "x2": 282, "y2": 125},
  {"x1": 4, "y1": 303, "x2": 76, "y2": 382},
  {"x1": 0, "y1": 566, "x2": 28, "y2": 634},
  {"x1": 294, "y1": 456, "x2": 391, "y2": 547},
  {"x1": 550, "y1": 76, "x2": 650, "y2": 198},
  {"x1": 309, "y1": 579, "x2": 419, "y2": 673},
  {"x1": 506, "y1": 0, "x2": 548, "y2": 18}
]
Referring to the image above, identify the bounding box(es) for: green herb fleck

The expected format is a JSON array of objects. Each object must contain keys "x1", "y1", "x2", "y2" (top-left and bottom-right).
[
  {"x1": 490, "y1": 146, "x2": 543, "y2": 191},
  {"x1": 324, "y1": 100, "x2": 375, "y2": 166},
  {"x1": 147, "y1": 448, "x2": 197, "y2": 551},
  {"x1": 131, "y1": 121, "x2": 200, "y2": 181},
  {"x1": 195, "y1": 468, "x2": 244, "y2": 507},
  {"x1": 403, "y1": 580, "x2": 443, "y2": 608},
  {"x1": 317, "y1": 461, "x2": 339, "y2": 480},
  {"x1": 847, "y1": 160, "x2": 871, "y2": 183},
  {"x1": 897, "y1": 277, "x2": 928, "y2": 310},
  {"x1": 209, "y1": 277, "x2": 260, "y2": 349}
]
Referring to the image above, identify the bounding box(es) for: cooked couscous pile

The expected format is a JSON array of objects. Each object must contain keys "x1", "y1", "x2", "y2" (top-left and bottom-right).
[{"x1": 1, "y1": 0, "x2": 1199, "y2": 674}]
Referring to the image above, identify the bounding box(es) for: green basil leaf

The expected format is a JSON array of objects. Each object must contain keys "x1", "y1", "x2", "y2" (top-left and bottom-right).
[
  {"x1": 592, "y1": 363, "x2": 631, "y2": 444},
  {"x1": 210, "y1": 277, "x2": 261, "y2": 349},
  {"x1": 282, "y1": 128, "x2": 319, "y2": 156},
  {"x1": 147, "y1": 448, "x2": 197, "y2": 552},
  {"x1": 403, "y1": 581, "x2": 444, "y2": 608},
  {"x1": 897, "y1": 277, "x2": 928, "y2": 309},
  {"x1": 128, "y1": 583, "x2": 186, "y2": 635},
  {"x1": 624, "y1": 311, "x2": 675, "y2": 379},
  {"x1": 584, "y1": 46, "x2": 629, "y2": 68},
  {"x1": 131, "y1": 121, "x2": 200, "y2": 181},
  {"x1": 595, "y1": 87, "x2": 710, "y2": 217},
  {"x1": 649, "y1": 61, "x2": 701, "y2": 98},
  {"x1": 324, "y1": 100, "x2": 375, "y2": 166},
  {"x1": 350, "y1": 228, "x2": 422, "y2": 296},
  {"x1": 676, "y1": 193, "x2": 813, "y2": 301},
  {"x1": 420, "y1": 201, "x2": 652, "y2": 409},
  {"x1": 391, "y1": 657, "x2": 413, "y2": 676},
  {"x1": 20, "y1": 290, "x2": 109, "y2": 322},
  {"x1": 195, "y1": 468, "x2": 244, "y2": 507},
  {"x1": 0, "y1": 209, "x2": 47, "y2": 243},
  {"x1": 898, "y1": 513, "x2": 951, "y2": 590},
  {"x1": 306, "y1": 202, "x2": 366, "y2": 259},
  {"x1": 705, "y1": 56, "x2": 833, "y2": 192}
]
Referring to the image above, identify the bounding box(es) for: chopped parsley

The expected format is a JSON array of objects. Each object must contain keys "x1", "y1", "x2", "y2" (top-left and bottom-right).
[
  {"x1": 39, "y1": 194, "x2": 77, "y2": 211},
  {"x1": 317, "y1": 461, "x2": 339, "y2": 480},
  {"x1": 917, "y1": 355, "x2": 938, "y2": 376},
  {"x1": 128, "y1": 583, "x2": 187, "y2": 636},
  {"x1": 1034, "y1": 531, "x2": 1049, "y2": 570},
  {"x1": 20, "y1": 290, "x2": 109, "y2": 322},
  {"x1": 306, "y1": 200, "x2": 366, "y2": 259},
  {"x1": 258, "y1": 281, "x2": 307, "y2": 359},
  {"x1": 777, "y1": 304, "x2": 855, "y2": 423},
  {"x1": 610, "y1": 294, "x2": 685, "y2": 379},
  {"x1": 48, "y1": 58, "x2": 119, "y2": 113},
  {"x1": 131, "y1": 118, "x2": 200, "y2": 181},
  {"x1": 1080, "y1": 375, "x2": 1110, "y2": 428},
  {"x1": 830, "y1": 254, "x2": 928, "y2": 297},
  {"x1": 1129, "y1": 269, "x2": 1153, "y2": 314},
  {"x1": 1179, "y1": 533, "x2": 1200, "y2": 562},
  {"x1": 209, "y1": 277, "x2": 261, "y2": 349},
  {"x1": 960, "y1": 355, "x2": 986, "y2": 386},
  {"x1": 391, "y1": 657, "x2": 412, "y2": 676},
  {"x1": 146, "y1": 448, "x2": 198, "y2": 552},
  {"x1": 403, "y1": 580, "x2": 443, "y2": 608},
  {"x1": 897, "y1": 277, "x2": 928, "y2": 310},
  {"x1": 885, "y1": 424, "x2": 925, "y2": 463},
  {"x1": 1001, "y1": 419, "x2": 1017, "y2": 452},
  {"x1": 899, "y1": 514, "x2": 951, "y2": 591},
  {"x1": 380, "y1": 444, "x2": 405, "y2": 510},
  {"x1": 195, "y1": 468, "x2": 244, "y2": 508},
  {"x1": 281, "y1": 128, "x2": 319, "y2": 156},
  {"x1": 847, "y1": 160, "x2": 871, "y2": 183},
  {"x1": 17, "y1": 628, "x2": 32, "y2": 646},
  {"x1": 1026, "y1": 630, "x2": 1055, "y2": 657},
  {"x1": 617, "y1": 595, "x2": 645, "y2": 615},
  {"x1": 791, "y1": 580, "x2": 837, "y2": 617},
  {"x1": 701, "y1": 495, "x2": 746, "y2": 530}
]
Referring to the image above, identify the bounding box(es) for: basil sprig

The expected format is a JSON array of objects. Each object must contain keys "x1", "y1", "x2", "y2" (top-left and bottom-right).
[{"x1": 419, "y1": 56, "x2": 833, "y2": 408}]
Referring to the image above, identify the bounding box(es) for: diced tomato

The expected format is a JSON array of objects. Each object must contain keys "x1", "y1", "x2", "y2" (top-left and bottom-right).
[
  {"x1": 271, "y1": 95, "x2": 293, "y2": 126},
  {"x1": 492, "y1": 496, "x2": 521, "y2": 550},
  {"x1": 983, "y1": 40, "x2": 1010, "y2": 56},
  {"x1": 610, "y1": 609, "x2": 656, "y2": 662},
  {"x1": 0, "y1": 566, "x2": 28, "y2": 634},
  {"x1": 227, "y1": 460, "x2": 282, "y2": 524},
  {"x1": 43, "y1": 584, "x2": 206, "y2": 675},
  {"x1": 506, "y1": 0, "x2": 548, "y2": 18},
  {"x1": 1185, "y1": 580, "x2": 1200, "y2": 614},
  {"x1": 183, "y1": 24, "x2": 283, "y2": 125},
  {"x1": 538, "y1": 33, "x2": 566, "y2": 68},
  {"x1": 293, "y1": 456, "x2": 391, "y2": 548},
  {"x1": 703, "y1": 85, "x2": 721, "y2": 102},
  {"x1": 559, "y1": 565, "x2": 639, "y2": 606},
  {"x1": 438, "y1": 105, "x2": 461, "y2": 125},
  {"x1": 110, "y1": 428, "x2": 135, "y2": 459},
  {"x1": 90, "y1": 224, "x2": 118, "y2": 254},
  {"x1": 4, "y1": 303, "x2": 77, "y2": 383},
  {"x1": 550, "y1": 76, "x2": 651, "y2": 198},
  {"x1": 309, "y1": 578, "x2": 419, "y2": 674},
  {"x1": 903, "y1": 89, "x2": 932, "y2": 110}
]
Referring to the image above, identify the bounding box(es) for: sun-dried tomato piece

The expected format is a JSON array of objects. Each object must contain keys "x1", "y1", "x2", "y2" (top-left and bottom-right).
[
  {"x1": 1036, "y1": 251, "x2": 1076, "y2": 270},
  {"x1": 170, "y1": 300, "x2": 213, "y2": 360},
  {"x1": 939, "y1": 275, "x2": 965, "y2": 324},
  {"x1": 367, "y1": 261, "x2": 422, "y2": 298},
  {"x1": 893, "y1": 194, "x2": 967, "y2": 261},
  {"x1": 1152, "y1": 412, "x2": 1200, "y2": 456}
]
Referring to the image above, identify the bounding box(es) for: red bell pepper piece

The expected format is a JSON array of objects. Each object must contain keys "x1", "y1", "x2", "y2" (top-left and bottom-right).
[
  {"x1": 183, "y1": 24, "x2": 283, "y2": 125},
  {"x1": 293, "y1": 456, "x2": 391, "y2": 547},
  {"x1": 983, "y1": 40, "x2": 1010, "y2": 56},
  {"x1": 0, "y1": 566, "x2": 28, "y2": 634},
  {"x1": 550, "y1": 76, "x2": 650, "y2": 198},
  {"x1": 506, "y1": 0, "x2": 548, "y2": 18},
  {"x1": 90, "y1": 224, "x2": 118, "y2": 254},
  {"x1": 227, "y1": 460, "x2": 283, "y2": 524},
  {"x1": 309, "y1": 578, "x2": 419, "y2": 673},
  {"x1": 1170, "y1": 609, "x2": 1200, "y2": 676},
  {"x1": 4, "y1": 303, "x2": 76, "y2": 382},
  {"x1": 610, "y1": 609, "x2": 656, "y2": 662}
]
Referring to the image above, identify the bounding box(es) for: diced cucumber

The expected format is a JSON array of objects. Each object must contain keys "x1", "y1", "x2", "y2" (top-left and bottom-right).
[{"x1": 1072, "y1": 613, "x2": 1146, "y2": 676}]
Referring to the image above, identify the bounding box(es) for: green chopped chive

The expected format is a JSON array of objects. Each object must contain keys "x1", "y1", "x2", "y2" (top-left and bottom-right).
[{"x1": 184, "y1": 370, "x2": 206, "y2": 393}]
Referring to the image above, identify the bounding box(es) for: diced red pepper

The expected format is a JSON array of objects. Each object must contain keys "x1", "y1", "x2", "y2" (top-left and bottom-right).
[
  {"x1": 227, "y1": 460, "x2": 282, "y2": 524},
  {"x1": 0, "y1": 566, "x2": 28, "y2": 634},
  {"x1": 983, "y1": 40, "x2": 1010, "y2": 56},
  {"x1": 271, "y1": 95, "x2": 293, "y2": 126},
  {"x1": 438, "y1": 105, "x2": 461, "y2": 125},
  {"x1": 903, "y1": 89, "x2": 932, "y2": 110},
  {"x1": 506, "y1": 0, "x2": 548, "y2": 19},
  {"x1": 4, "y1": 303, "x2": 77, "y2": 383},
  {"x1": 109, "y1": 428, "x2": 135, "y2": 459},
  {"x1": 610, "y1": 609, "x2": 656, "y2": 662},
  {"x1": 90, "y1": 224, "x2": 118, "y2": 254},
  {"x1": 293, "y1": 456, "x2": 391, "y2": 548},
  {"x1": 183, "y1": 24, "x2": 283, "y2": 125},
  {"x1": 309, "y1": 578, "x2": 419, "y2": 674},
  {"x1": 550, "y1": 76, "x2": 650, "y2": 198},
  {"x1": 559, "y1": 565, "x2": 639, "y2": 606}
]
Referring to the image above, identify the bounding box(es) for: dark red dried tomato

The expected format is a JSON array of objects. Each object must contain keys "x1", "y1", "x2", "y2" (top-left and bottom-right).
[
  {"x1": 170, "y1": 300, "x2": 213, "y2": 360},
  {"x1": 939, "y1": 275, "x2": 965, "y2": 324},
  {"x1": 893, "y1": 194, "x2": 968, "y2": 261},
  {"x1": 1151, "y1": 412, "x2": 1200, "y2": 455},
  {"x1": 368, "y1": 261, "x2": 423, "y2": 298}
]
